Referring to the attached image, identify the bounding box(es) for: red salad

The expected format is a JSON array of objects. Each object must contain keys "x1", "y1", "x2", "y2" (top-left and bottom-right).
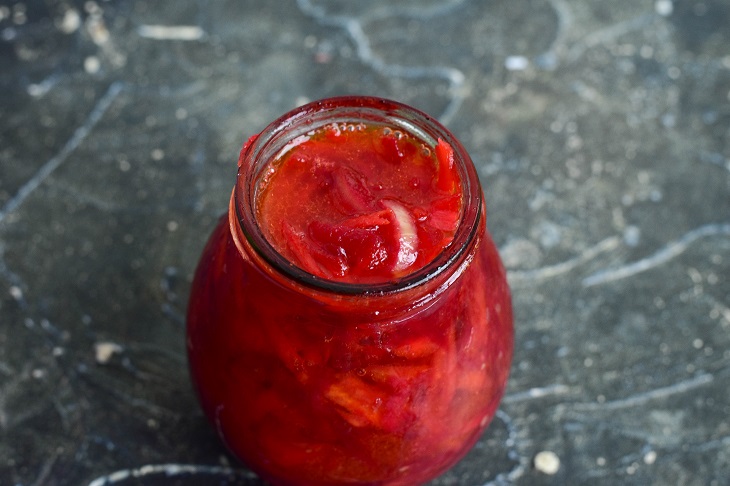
[
  {"x1": 187, "y1": 98, "x2": 513, "y2": 486},
  {"x1": 256, "y1": 123, "x2": 462, "y2": 283}
]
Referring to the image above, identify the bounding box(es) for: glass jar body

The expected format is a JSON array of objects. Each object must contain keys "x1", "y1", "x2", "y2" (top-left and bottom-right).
[
  {"x1": 187, "y1": 199, "x2": 513, "y2": 486},
  {"x1": 186, "y1": 97, "x2": 513, "y2": 485}
]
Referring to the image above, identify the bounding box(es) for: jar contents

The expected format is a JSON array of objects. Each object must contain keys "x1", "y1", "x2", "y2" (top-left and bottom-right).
[
  {"x1": 187, "y1": 97, "x2": 513, "y2": 486},
  {"x1": 256, "y1": 123, "x2": 462, "y2": 283}
]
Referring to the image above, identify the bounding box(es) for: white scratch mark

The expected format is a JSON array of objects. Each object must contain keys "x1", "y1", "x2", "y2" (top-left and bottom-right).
[
  {"x1": 695, "y1": 434, "x2": 730, "y2": 453},
  {"x1": 296, "y1": 0, "x2": 466, "y2": 125},
  {"x1": 505, "y1": 55, "x2": 530, "y2": 71},
  {"x1": 30, "y1": 453, "x2": 57, "y2": 486},
  {"x1": 27, "y1": 74, "x2": 61, "y2": 97},
  {"x1": 137, "y1": 25, "x2": 205, "y2": 41},
  {"x1": 571, "y1": 373, "x2": 714, "y2": 412},
  {"x1": 0, "y1": 82, "x2": 124, "y2": 225},
  {"x1": 700, "y1": 150, "x2": 730, "y2": 173},
  {"x1": 87, "y1": 463, "x2": 255, "y2": 486},
  {"x1": 507, "y1": 236, "x2": 621, "y2": 285},
  {"x1": 566, "y1": 13, "x2": 656, "y2": 62},
  {"x1": 583, "y1": 223, "x2": 730, "y2": 287},
  {"x1": 535, "y1": 0, "x2": 572, "y2": 69},
  {"x1": 484, "y1": 409, "x2": 528, "y2": 485},
  {"x1": 365, "y1": 0, "x2": 468, "y2": 22},
  {"x1": 503, "y1": 384, "x2": 573, "y2": 404}
]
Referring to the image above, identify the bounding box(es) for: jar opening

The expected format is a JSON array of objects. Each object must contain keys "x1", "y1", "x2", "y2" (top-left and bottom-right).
[{"x1": 235, "y1": 96, "x2": 483, "y2": 295}]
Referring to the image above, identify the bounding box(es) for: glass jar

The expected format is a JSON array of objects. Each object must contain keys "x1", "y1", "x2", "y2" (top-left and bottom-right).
[{"x1": 186, "y1": 97, "x2": 513, "y2": 486}]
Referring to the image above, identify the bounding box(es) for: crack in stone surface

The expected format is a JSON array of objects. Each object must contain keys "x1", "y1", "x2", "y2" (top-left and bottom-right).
[
  {"x1": 569, "y1": 373, "x2": 715, "y2": 412},
  {"x1": 86, "y1": 463, "x2": 257, "y2": 486},
  {"x1": 0, "y1": 82, "x2": 124, "y2": 224},
  {"x1": 296, "y1": 0, "x2": 466, "y2": 124},
  {"x1": 583, "y1": 223, "x2": 730, "y2": 287}
]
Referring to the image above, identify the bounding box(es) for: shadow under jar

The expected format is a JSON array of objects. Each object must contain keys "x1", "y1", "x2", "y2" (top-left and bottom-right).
[{"x1": 186, "y1": 97, "x2": 513, "y2": 486}]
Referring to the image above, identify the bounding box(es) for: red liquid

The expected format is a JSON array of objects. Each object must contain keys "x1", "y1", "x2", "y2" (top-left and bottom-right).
[{"x1": 187, "y1": 98, "x2": 513, "y2": 485}]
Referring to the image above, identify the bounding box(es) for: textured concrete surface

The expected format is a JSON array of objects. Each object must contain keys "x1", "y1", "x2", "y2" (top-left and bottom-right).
[{"x1": 1, "y1": 0, "x2": 729, "y2": 484}]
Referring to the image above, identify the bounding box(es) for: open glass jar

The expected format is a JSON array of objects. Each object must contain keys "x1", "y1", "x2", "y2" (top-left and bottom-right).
[{"x1": 186, "y1": 97, "x2": 513, "y2": 485}]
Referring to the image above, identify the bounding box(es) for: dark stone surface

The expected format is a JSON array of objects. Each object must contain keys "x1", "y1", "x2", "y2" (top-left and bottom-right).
[{"x1": 1, "y1": 0, "x2": 729, "y2": 484}]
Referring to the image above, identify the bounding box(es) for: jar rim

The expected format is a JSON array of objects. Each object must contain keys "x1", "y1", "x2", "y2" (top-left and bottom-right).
[{"x1": 234, "y1": 96, "x2": 484, "y2": 296}]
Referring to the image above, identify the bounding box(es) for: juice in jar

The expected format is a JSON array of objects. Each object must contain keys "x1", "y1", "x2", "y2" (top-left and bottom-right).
[{"x1": 186, "y1": 97, "x2": 513, "y2": 485}]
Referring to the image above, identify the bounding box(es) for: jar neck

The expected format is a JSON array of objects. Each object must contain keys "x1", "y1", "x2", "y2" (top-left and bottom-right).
[
  {"x1": 229, "y1": 190, "x2": 485, "y2": 318},
  {"x1": 233, "y1": 96, "x2": 484, "y2": 300}
]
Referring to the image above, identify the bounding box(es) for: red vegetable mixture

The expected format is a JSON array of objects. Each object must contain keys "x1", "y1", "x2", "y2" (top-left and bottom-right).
[
  {"x1": 187, "y1": 102, "x2": 513, "y2": 485},
  {"x1": 256, "y1": 122, "x2": 463, "y2": 283}
]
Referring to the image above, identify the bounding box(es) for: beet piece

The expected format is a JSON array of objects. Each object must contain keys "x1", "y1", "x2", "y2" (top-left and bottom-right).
[
  {"x1": 331, "y1": 166, "x2": 375, "y2": 215},
  {"x1": 435, "y1": 138, "x2": 457, "y2": 193},
  {"x1": 325, "y1": 374, "x2": 386, "y2": 428}
]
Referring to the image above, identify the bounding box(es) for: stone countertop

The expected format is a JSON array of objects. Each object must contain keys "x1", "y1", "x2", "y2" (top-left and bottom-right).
[{"x1": 1, "y1": 1, "x2": 729, "y2": 485}]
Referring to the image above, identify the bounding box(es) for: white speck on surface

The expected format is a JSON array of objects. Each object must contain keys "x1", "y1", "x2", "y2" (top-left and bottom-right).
[
  {"x1": 57, "y1": 8, "x2": 81, "y2": 33},
  {"x1": 304, "y1": 35, "x2": 317, "y2": 49},
  {"x1": 644, "y1": 450, "x2": 657, "y2": 465},
  {"x1": 536, "y1": 221, "x2": 562, "y2": 248},
  {"x1": 534, "y1": 450, "x2": 560, "y2": 475},
  {"x1": 137, "y1": 25, "x2": 205, "y2": 41},
  {"x1": 500, "y1": 238, "x2": 542, "y2": 269},
  {"x1": 9, "y1": 285, "x2": 23, "y2": 301},
  {"x1": 87, "y1": 16, "x2": 110, "y2": 45},
  {"x1": 661, "y1": 113, "x2": 676, "y2": 128},
  {"x1": 13, "y1": 10, "x2": 27, "y2": 25},
  {"x1": 84, "y1": 56, "x2": 101, "y2": 74},
  {"x1": 95, "y1": 342, "x2": 123, "y2": 364},
  {"x1": 85, "y1": 1, "x2": 102, "y2": 15},
  {"x1": 27, "y1": 78, "x2": 55, "y2": 97},
  {"x1": 2, "y1": 27, "x2": 17, "y2": 41},
  {"x1": 505, "y1": 55, "x2": 529, "y2": 71},
  {"x1": 655, "y1": 0, "x2": 673, "y2": 17}
]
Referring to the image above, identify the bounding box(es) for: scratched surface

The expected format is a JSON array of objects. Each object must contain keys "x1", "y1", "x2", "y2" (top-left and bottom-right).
[{"x1": 1, "y1": 0, "x2": 729, "y2": 485}]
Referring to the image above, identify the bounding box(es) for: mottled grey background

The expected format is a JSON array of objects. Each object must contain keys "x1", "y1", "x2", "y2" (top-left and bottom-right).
[{"x1": 1, "y1": 0, "x2": 729, "y2": 485}]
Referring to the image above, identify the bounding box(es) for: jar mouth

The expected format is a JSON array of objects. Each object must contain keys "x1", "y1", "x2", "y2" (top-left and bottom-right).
[{"x1": 234, "y1": 96, "x2": 483, "y2": 296}]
